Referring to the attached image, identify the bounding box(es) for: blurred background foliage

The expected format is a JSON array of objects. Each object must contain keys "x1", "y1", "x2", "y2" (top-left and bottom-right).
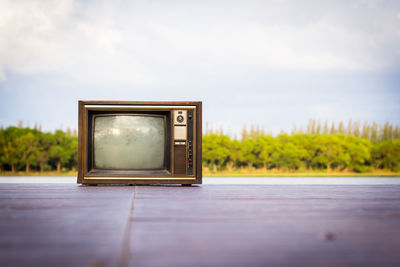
[
  {"x1": 204, "y1": 119, "x2": 400, "y2": 173},
  {"x1": 0, "y1": 120, "x2": 399, "y2": 173},
  {"x1": 0, "y1": 123, "x2": 77, "y2": 173}
]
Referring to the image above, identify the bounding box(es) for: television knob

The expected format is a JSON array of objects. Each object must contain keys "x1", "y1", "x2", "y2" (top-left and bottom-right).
[{"x1": 177, "y1": 115, "x2": 184, "y2": 123}]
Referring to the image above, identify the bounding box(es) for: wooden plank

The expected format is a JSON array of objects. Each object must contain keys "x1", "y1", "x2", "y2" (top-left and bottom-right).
[
  {"x1": 129, "y1": 185, "x2": 400, "y2": 267},
  {"x1": 0, "y1": 184, "x2": 133, "y2": 267}
]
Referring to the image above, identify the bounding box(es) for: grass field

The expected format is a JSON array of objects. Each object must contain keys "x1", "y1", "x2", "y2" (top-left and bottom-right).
[{"x1": 1, "y1": 170, "x2": 400, "y2": 177}]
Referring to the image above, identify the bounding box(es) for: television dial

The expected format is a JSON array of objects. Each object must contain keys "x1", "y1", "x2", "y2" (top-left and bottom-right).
[
  {"x1": 174, "y1": 110, "x2": 187, "y2": 125},
  {"x1": 177, "y1": 115, "x2": 184, "y2": 123}
]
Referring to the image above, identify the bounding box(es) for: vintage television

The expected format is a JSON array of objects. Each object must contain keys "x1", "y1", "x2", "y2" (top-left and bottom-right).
[{"x1": 77, "y1": 101, "x2": 202, "y2": 185}]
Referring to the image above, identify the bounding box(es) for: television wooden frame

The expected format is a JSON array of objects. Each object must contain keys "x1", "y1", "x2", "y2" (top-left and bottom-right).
[{"x1": 77, "y1": 101, "x2": 202, "y2": 185}]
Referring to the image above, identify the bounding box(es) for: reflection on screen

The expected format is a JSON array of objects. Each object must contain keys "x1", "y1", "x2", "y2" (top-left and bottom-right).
[{"x1": 94, "y1": 116, "x2": 165, "y2": 169}]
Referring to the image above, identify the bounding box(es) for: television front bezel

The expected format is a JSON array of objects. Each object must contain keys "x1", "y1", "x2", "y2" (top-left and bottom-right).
[{"x1": 77, "y1": 101, "x2": 202, "y2": 185}]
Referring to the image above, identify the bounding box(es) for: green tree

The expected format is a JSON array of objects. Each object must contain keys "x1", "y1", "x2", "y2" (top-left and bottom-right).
[
  {"x1": 37, "y1": 132, "x2": 54, "y2": 172},
  {"x1": 338, "y1": 121, "x2": 345, "y2": 134},
  {"x1": 353, "y1": 121, "x2": 360, "y2": 138},
  {"x1": 16, "y1": 132, "x2": 39, "y2": 173},
  {"x1": 323, "y1": 120, "x2": 329, "y2": 134},
  {"x1": 68, "y1": 136, "x2": 78, "y2": 171},
  {"x1": 345, "y1": 135, "x2": 372, "y2": 172},
  {"x1": 371, "y1": 122, "x2": 378, "y2": 143},
  {"x1": 361, "y1": 122, "x2": 370, "y2": 140},
  {"x1": 394, "y1": 126, "x2": 400, "y2": 139},
  {"x1": 202, "y1": 133, "x2": 232, "y2": 171},
  {"x1": 49, "y1": 130, "x2": 72, "y2": 172},
  {"x1": 239, "y1": 137, "x2": 258, "y2": 169},
  {"x1": 347, "y1": 119, "x2": 353, "y2": 136},
  {"x1": 253, "y1": 135, "x2": 276, "y2": 170},
  {"x1": 49, "y1": 145, "x2": 70, "y2": 172},
  {"x1": 0, "y1": 127, "x2": 24, "y2": 172},
  {"x1": 372, "y1": 140, "x2": 400, "y2": 171},
  {"x1": 330, "y1": 122, "x2": 336, "y2": 134},
  {"x1": 316, "y1": 120, "x2": 321, "y2": 135},
  {"x1": 311, "y1": 119, "x2": 316, "y2": 135},
  {"x1": 311, "y1": 135, "x2": 349, "y2": 171},
  {"x1": 382, "y1": 122, "x2": 393, "y2": 141},
  {"x1": 241, "y1": 124, "x2": 248, "y2": 141},
  {"x1": 271, "y1": 142, "x2": 303, "y2": 170}
]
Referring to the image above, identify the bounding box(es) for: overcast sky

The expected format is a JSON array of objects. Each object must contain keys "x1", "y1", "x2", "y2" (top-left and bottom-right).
[{"x1": 0, "y1": 0, "x2": 399, "y2": 136}]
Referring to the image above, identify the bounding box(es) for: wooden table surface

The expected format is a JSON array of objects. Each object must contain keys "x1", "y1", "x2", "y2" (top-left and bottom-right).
[{"x1": 1, "y1": 183, "x2": 400, "y2": 267}]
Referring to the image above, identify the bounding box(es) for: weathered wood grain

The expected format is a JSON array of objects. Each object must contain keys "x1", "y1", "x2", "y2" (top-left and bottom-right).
[
  {"x1": 0, "y1": 184, "x2": 400, "y2": 267},
  {"x1": 0, "y1": 184, "x2": 133, "y2": 267}
]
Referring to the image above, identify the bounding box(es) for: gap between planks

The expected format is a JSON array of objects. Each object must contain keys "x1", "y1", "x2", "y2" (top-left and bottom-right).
[{"x1": 118, "y1": 186, "x2": 137, "y2": 267}]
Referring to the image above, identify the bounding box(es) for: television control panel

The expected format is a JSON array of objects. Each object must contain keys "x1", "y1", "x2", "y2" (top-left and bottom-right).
[{"x1": 173, "y1": 109, "x2": 195, "y2": 176}]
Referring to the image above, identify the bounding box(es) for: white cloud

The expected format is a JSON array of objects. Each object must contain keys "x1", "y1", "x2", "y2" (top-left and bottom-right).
[
  {"x1": 0, "y1": 0, "x2": 399, "y2": 85},
  {"x1": 0, "y1": 1, "x2": 74, "y2": 80},
  {"x1": 0, "y1": 0, "x2": 399, "y2": 135}
]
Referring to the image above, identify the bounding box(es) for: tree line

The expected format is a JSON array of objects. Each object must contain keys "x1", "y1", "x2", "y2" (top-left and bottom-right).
[
  {"x1": 203, "y1": 121, "x2": 400, "y2": 173},
  {"x1": 0, "y1": 126, "x2": 77, "y2": 173},
  {"x1": 206, "y1": 119, "x2": 400, "y2": 142},
  {"x1": 1, "y1": 120, "x2": 399, "y2": 173}
]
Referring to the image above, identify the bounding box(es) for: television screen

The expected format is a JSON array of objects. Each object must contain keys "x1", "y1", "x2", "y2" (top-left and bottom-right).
[{"x1": 94, "y1": 115, "x2": 165, "y2": 170}]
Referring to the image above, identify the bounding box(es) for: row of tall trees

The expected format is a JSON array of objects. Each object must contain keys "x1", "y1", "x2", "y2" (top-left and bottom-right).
[
  {"x1": 228, "y1": 120, "x2": 400, "y2": 142},
  {"x1": 203, "y1": 133, "x2": 400, "y2": 172},
  {"x1": 0, "y1": 126, "x2": 77, "y2": 173},
  {"x1": 301, "y1": 120, "x2": 399, "y2": 142}
]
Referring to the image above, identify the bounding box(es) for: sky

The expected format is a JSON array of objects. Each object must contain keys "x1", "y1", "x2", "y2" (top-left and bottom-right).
[{"x1": 0, "y1": 0, "x2": 399, "y2": 137}]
